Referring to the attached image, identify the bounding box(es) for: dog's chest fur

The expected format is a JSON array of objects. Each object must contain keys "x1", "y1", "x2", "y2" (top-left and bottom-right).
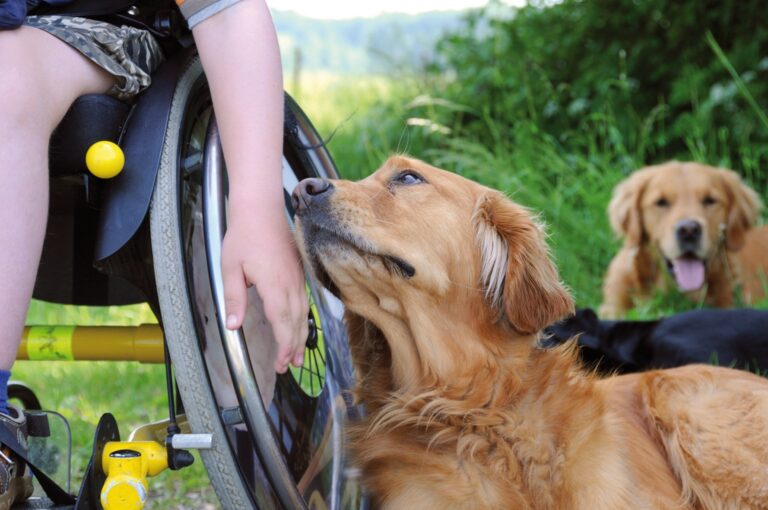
[{"x1": 349, "y1": 345, "x2": 673, "y2": 509}]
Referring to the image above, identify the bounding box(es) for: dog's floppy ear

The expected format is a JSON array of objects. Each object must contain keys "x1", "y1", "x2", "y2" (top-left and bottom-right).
[
  {"x1": 473, "y1": 192, "x2": 574, "y2": 335},
  {"x1": 608, "y1": 169, "x2": 652, "y2": 247},
  {"x1": 718, "y1": 168, "x2": 762, "y2": 251}
]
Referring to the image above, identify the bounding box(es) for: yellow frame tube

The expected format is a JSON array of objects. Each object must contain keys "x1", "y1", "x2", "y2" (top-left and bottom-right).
[{"x1": 18, "y1": 324, "x2": 164, "y2": 363}]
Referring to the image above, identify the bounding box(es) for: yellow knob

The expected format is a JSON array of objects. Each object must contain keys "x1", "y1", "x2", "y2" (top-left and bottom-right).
[{"x1": 86, "y1": 141, "x2": 125, "y2": 179}]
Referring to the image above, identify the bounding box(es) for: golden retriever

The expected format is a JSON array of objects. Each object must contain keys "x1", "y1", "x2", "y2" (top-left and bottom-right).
[
  {"x1": 292, "y1": 156, "x2": 768, "y2": 509},
  {"x1": 601, "y1": 161, "x2": 768, "y2": 318}
]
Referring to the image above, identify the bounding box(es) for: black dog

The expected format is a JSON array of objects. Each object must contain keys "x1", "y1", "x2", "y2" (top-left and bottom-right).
[{"x1": 543, "y1": 308, "x2": 768, "y2": 375}]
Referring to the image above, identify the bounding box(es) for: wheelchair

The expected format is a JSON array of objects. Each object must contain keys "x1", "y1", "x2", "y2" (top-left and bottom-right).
[{"x1": 16, "y1": 3, "x2": 364, "y2": 509}]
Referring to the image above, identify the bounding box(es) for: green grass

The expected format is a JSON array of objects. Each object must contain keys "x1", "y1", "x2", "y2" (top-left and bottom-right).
[
  {"x1": 25, "y1": 301, "x2": 157, "y2": 326},
  {"x1": 288, "y1": 71, "x2": 440, "y2": 179}
]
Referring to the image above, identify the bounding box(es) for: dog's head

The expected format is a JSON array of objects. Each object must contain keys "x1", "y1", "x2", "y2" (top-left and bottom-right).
[
  {"x1": 293, "y1": 156, "x2": 573, "y2": 386},
  {"x1": 608, "y1": 162, "x2": 761, "y2": 292}
]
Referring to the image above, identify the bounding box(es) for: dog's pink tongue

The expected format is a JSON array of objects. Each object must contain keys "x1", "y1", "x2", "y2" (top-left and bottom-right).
[{"x1": 672, "y1": 258, "x2": 705, "y2": 292}]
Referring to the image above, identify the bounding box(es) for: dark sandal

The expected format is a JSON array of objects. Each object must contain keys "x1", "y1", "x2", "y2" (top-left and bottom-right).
[{"x1": 0, "y1": 405, "x2": 34, "y2": 510}]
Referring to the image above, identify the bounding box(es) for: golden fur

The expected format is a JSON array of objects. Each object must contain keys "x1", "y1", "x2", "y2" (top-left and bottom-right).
[
  {"x1": 294, "y1": 156, "x2": 768, "y2": 509},
  {"x1": 601, "y1": 161, "x2": 768, "y2": 318}
]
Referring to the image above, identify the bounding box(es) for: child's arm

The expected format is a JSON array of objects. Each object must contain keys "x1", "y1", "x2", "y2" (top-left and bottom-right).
[{"x1": 192, "y1": 0, "x2": 308, "y2": 374}]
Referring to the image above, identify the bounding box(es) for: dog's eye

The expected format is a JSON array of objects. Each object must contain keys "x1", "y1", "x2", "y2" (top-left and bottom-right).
[
  {"x1": 655, "y1": 197, "x2": 670, "y2": 207},
  {"x1": 702, "y1": 195, "x2": 717, "y2": 206},
  {"x1": 393, "y1": 171, "x2": 425, "y2": 185}
]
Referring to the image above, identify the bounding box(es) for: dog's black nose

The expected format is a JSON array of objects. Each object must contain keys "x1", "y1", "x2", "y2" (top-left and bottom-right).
[
  {"x1": 675, "y1": 219, "x2": 702, "y2": 249},
  {"x1": 291, "y1": 178, "x2": 333, "y2": 214}
]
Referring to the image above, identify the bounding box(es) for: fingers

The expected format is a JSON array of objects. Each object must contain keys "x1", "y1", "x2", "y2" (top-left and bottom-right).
[
  {"x1": 222, "y1": 257, "x2": 248, "y2": 331},
  {"x1": 226, "y1": 270, "x2": 309, "y2": 374},
  {"x1": 274, "y1": 341, "x2": 293, "y2": 374},
  {"x1": 266, "y1": 284, "x2": 309, "y2": 373},
  {"x1": 293, "y1": 299, "x2": 310, "y2": 367},
  {"x1": 220, "y1": 220, "x2": 309, "y2": 374}
]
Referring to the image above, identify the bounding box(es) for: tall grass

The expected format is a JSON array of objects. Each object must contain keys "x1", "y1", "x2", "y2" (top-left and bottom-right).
[{"x1": 288, "y1": 72, "x2": 442, "y2": 180}]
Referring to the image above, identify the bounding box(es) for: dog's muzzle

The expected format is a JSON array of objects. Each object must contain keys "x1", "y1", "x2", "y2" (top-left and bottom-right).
[{"x1": 669, "y1": 219, "x2": 706, "y2": 292}]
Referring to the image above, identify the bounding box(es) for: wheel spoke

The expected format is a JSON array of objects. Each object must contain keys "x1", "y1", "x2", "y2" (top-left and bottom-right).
[
  {"x1": 300, "y1": 365, "x2": 322, "y2": 379},
  {"x1": 298, "y1": 360, "x2": 306, "y2": 387}
]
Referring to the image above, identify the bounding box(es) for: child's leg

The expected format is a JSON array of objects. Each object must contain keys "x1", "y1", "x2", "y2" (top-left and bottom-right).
[{"x1": 0, "y1": 25, "x2": 115, "y2": 392}]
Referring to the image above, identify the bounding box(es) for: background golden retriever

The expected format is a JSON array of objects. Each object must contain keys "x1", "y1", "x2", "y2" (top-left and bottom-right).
[
  {"x1": 293, "y1": 156, "x2": 768, "y2": 509},
  {"x1": 601, "y1": 161, "x2": 768, "y2": 318}
]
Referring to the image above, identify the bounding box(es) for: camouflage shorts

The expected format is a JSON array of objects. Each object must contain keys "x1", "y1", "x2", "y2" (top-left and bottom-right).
[{"x1": 24, "y1": 15, "x2": 165, "y2": 100}]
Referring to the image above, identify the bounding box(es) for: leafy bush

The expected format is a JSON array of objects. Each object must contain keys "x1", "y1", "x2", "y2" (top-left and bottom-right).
[{"x1": 427, "y1": 0, "x2": 768, "y2": 183}]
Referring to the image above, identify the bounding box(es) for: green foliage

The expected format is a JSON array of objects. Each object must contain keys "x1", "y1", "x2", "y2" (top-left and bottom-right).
[{"x1": 428, "y1": 0, "x2": 768, "y2": 184}]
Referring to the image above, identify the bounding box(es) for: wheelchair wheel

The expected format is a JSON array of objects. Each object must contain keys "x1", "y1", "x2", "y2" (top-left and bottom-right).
[{"x1": 150, "y1": 55, "x2": 364, "y2": 509}]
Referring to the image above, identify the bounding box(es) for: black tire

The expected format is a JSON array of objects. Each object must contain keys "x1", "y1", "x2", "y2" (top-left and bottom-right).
[{"x1": 150, "y1": 54, "x2": 364, "y2": 509}]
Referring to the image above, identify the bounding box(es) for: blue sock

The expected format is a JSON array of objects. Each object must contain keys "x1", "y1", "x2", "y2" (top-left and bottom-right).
[{"x1": 0, "y1": 370, "x2": 10, "y2": 415}]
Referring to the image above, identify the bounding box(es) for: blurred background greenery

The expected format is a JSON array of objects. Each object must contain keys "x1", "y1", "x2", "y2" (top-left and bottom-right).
[
  {"x1": 286, "y1": 0, "x2": 768, "y2": 312},
  {"x1": 17, "y1": 0, "x2": 768, "y2": 507}
]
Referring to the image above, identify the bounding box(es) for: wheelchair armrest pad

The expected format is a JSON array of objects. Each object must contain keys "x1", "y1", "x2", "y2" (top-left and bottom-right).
[{"x1": 49, "y1": 94, "x2": 131, "y2": 177}]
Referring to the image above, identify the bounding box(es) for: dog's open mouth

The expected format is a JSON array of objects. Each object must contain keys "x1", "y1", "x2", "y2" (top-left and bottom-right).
[{"x1": 665, "y1": 255, "x2": 706, "y2": 292}]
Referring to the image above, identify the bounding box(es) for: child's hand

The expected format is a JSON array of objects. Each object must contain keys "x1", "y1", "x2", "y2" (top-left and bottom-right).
[{"x1": 221, "y1": 207, "x2": 309, "y2": 374}]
